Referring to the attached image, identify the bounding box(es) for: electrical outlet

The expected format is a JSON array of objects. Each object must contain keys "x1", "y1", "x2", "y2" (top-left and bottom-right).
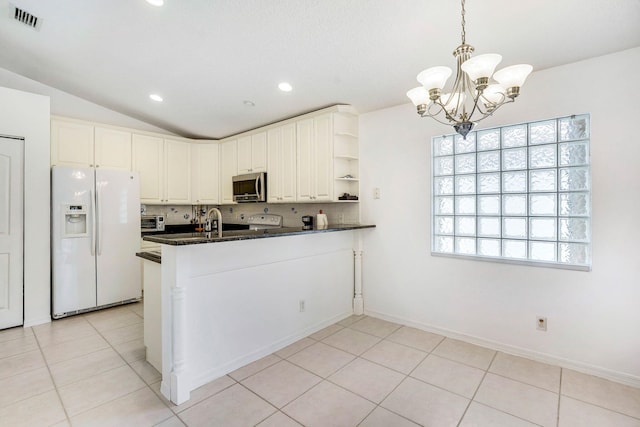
[
  {"x1": 536, "y1": 316, "x2": 547, "y2": 331},
  {"x1": 299, "y1": 300, "x2": 305, "y2": 312},
  {"x1": 338, "y1": 213, "x2": 344, "y2": 224},
  {"x1": 373, "y1": 188, "x2": 381, "y2": 199}
]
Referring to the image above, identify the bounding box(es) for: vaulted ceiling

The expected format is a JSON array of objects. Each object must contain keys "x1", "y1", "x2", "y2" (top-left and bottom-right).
[{"x1": 1, "y1": 0, "x2": 638, "y2": 138}]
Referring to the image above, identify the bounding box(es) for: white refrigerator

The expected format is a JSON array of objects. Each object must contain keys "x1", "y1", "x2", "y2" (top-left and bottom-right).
[{"x1": 52, "y1": 166, "x2": 141, "y2": 318}]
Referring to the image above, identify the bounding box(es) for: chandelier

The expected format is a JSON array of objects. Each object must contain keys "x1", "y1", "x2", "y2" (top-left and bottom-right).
[{"x1": 406, "y1": 0, "x2": 532, "y2": 138}]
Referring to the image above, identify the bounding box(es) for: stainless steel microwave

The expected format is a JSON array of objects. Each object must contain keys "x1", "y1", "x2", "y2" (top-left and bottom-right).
[{"x1": 232, "y1": 172, "x2": 266, "y2": 203}]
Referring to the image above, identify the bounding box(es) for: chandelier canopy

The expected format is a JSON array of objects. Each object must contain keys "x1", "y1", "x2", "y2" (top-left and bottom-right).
[{"x1": 407, "y1": 0, "x2": 532, "y2": 138}]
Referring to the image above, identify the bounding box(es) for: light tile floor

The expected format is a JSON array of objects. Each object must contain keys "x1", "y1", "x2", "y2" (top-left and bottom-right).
[{"x1": 1, "y1": 303, "x2": 639, "y2": 426}]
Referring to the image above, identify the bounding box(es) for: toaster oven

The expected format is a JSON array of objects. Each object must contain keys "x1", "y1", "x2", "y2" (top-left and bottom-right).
[{"x1": 141, "y1": 215, "x2": 165, "y2": 233}]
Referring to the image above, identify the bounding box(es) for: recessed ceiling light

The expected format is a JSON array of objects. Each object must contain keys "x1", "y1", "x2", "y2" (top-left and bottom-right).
[
  {"x1": 278, "y1": 82, "x2": 293, "y2": 92},
  {"x1": 243, "y1": 100, "x2": 255, "y2": 107},
  {"x1": 149, "y1": 94, "x2": 163, "y2": 102},
  {"x1": 146, "y1": 0, "x2": 164, "y2": 6}
]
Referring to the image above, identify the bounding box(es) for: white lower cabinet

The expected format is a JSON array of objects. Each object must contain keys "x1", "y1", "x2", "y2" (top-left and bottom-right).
[{"x1": 142, "y1": 258, "x2": 161, "y2": 371}]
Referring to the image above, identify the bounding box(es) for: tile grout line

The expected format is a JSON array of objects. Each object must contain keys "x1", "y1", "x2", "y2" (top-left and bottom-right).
[
  {"x1": 557, "y1": 368, "x2": 563, "y2": 427},
  {"x1": 456, "y1": 351, "x2": 497, "y2": 427},
  {"x1": 85, "y1": 304, "x2": 177, "y2": 415},
  {"x1": 31, "y1": 324, "x2": 73, "y2": 426}
]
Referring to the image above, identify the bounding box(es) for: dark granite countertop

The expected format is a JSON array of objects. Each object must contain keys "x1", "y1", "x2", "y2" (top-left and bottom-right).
[
  {"x1": 142, "y1": 224, "x2": 375, "y2": 246},
  {"x1": 136, "y1": 250, "x2": 161, "y2": 264}
]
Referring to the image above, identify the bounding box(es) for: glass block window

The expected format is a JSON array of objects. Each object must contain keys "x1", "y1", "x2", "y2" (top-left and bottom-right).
[{"x1": 432, "y1": 114, "x2": 591, "y2": 269}]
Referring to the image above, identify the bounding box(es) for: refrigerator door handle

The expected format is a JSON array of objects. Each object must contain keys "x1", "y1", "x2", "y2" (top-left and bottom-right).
[
  {"x1": 90, "y1": 188, "x2": 96, "y2": 256},
  {"x1": 96, "y1": 184, "x2": 103, "y2": 256}
]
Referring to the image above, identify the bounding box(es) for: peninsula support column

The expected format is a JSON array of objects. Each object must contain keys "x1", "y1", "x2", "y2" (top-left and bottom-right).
[{"x1": 353, "y1": 233, "x2": 364, "y2": 315}]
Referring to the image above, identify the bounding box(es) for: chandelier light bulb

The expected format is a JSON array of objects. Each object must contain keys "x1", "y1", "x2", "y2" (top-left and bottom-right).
[
  {"x1": 417, "y1": 66, "x2": 453, "y2": 92},
  {"x1": 441, "y1": 92, "x2": 466, "y2": 114},
  {"x1": 406, "y1": 87, "x2": 431, "y2": 107},
  {"x1": 461, "y1": 53, "x2": 502, "y2": 84},
  {"x1": 493, "y1": 64, "x2": 533, "y2": 92},
  {"x1": 480, "y1": 84, "x2": 506, "y2": 106}
]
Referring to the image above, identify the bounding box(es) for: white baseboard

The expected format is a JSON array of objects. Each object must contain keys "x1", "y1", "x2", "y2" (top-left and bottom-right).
[
  {"x1": 365, "y1": 308, "x2": 640, "y2": 389},
  {"x1": 189, "y1": 310, "x2": 354, "y2": 391}
]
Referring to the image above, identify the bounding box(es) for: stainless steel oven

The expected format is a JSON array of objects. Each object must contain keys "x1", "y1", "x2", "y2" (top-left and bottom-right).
[{"x1": 232, "y1": 172, "x2": 266, "y2": 203}]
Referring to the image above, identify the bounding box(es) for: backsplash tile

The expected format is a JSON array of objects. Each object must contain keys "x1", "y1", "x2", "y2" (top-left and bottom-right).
[{"x1": 141, "y1": 203, "x2": 360, "y2": 227}]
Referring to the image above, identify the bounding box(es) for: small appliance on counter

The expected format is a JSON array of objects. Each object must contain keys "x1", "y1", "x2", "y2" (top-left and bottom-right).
[
  {"x1": 247, "y1": 213, "x2": 283, "y2": 230},
  {"x1": 301, "y1": 215, "x2": 313, "y2": 230},
  {"x1": 141, "y1": 215, "x2": 165, "y2": 233},
  {"x1": 316, "y1": 210, "x2": 328, "y2": 229}
]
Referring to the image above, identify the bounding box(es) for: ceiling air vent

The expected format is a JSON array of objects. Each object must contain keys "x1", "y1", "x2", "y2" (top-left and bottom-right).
[{"x1": 10, "y1": 4, "x2": 41, "y2": 30}]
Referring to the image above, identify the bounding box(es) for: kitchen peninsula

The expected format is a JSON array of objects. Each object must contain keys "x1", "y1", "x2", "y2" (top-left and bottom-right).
[{"x1": 143, "y1": 224, "x2": 374, "y2": 404}]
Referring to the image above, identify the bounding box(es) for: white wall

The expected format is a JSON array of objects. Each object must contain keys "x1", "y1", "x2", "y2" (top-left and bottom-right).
[
  {"x1": 359, "y1": 47, "x2": 640, "y2": 386},
  {"x1": 0, "y1": 87, "x2": 51, "y2": 326},
  {"x1": 0, "y1": 67, "x2": 173, "y2": 135}
]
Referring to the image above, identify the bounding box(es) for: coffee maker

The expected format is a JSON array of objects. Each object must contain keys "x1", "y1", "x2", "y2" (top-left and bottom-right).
[{"x1": 301, "y1": 215, "x2": 313, "y2": 230}]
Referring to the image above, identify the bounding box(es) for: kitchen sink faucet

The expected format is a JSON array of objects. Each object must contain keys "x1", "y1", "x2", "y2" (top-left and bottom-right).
[{"x1": 205, "y1": 208, "x2": 223, "y2": 238}]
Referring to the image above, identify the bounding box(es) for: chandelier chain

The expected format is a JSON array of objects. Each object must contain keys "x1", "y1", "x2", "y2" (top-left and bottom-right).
[{"x1": 460, "y1": 0, "x2": 466, "y2": 44}]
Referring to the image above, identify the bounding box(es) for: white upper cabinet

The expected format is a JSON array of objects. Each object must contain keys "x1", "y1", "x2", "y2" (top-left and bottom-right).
[
  {"x1": 237, "y1": 131, "x2": 267, "y2": 174},
  {"x1": 132, "y1": 134, "x2": 164, "y2": 203},
  {"x1": 51, "y1": 119, "x2": 132, "y2": 170},
  {"x1": 296, "y1": 115, "x2": 333, "y2": 202},
  {"x1": 94, "y1": 127, "x2": 132, "y2": 170},
  {"x1": 220, "y1": 139, "x2": 238, "y2": 204},
  {"x1": 164, "y1": 139, "x2": 191, "y2": 204},
  {"x1": 191, "y1": 143, "x2": 219, "y2": 205},
  {"x1": 267, "y1": 123, "x2": 296, "y2": 203},
  {"x1": 51, "y1": 119, "x2": 94, "y2": 167},
  {"x1": 132, "y1": 135, "x2": 191, "y2": 204}
]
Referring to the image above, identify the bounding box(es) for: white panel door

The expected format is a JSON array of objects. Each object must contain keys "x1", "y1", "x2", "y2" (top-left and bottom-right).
[
  {"x1": 0, "y1": 137, "x2": 23, "y2": 329},
  {"x1": 95, "y1": 169, "x2": 141, "y2": 306}
]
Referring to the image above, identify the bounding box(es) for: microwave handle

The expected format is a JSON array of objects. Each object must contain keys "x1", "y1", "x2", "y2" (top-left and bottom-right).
[{"x1": 255, "y1": 175, "x2": 261, "y2": 200}]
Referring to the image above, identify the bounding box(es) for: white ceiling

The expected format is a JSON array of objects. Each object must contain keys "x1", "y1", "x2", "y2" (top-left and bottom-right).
[{"x1": 0, "y1": 0, "x2": 638, "y2": 139}]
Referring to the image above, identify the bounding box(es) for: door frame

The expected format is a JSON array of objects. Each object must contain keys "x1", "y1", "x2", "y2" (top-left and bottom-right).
[{"x1": 0, "y1": 134, "x2": 25, "y2": 329}]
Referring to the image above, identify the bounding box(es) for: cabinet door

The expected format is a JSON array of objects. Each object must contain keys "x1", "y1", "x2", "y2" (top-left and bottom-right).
[
  {"x1": 220, "y1": 140, "x2": 238, "y2": 204},
  {"x1": 251, "y1": 131, "x2": 267, "y2": 172},
  {"x1": 237, "y1": 135, "x2": 252, "y2": 174},
  {"x1": 313, "y1": 114, "x2": 334, "y2": 201},
  {"x1": 280, "y1": 123, "x2": 297, "y2": 202},
  {"x1": 296, "y1": 119, "x2": 314, "y2": 202},
  {"x1": 267, "y1": 128, "x2": 282, "y2": 203},
  {"x1": 192, "y1": 143, "x2": 219, "y2": 204},
  {"x1": 94, "y1": 127, "x2": 132, "y2": 170},
  {"x1": 51, "y1": 119, "x2": 94, "y2": 167},
  {"x1": 164, "y1": 139, "x2": 191, "y2": 204},
  {"x1": 132, "y1": 134, "x2": 163, "y2": 203}
]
